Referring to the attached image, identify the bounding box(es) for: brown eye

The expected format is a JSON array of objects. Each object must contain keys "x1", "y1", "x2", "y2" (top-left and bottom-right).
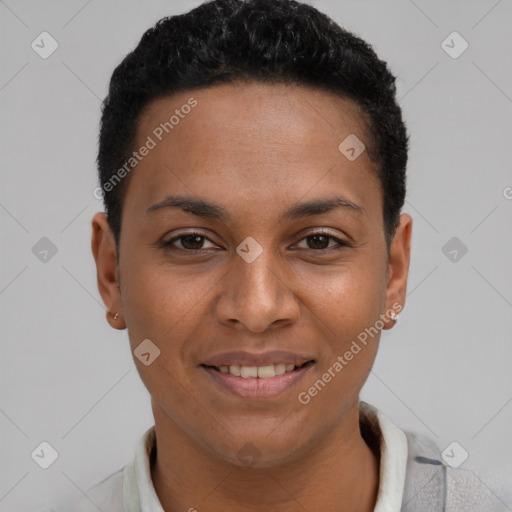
[
  {"x1": 177, "y1": 234, "x2": 206, "y2": 250},
  {"x1": 162, "y1": 231, "x2": 218, "y2": 251},
  {"x1": 295, "y1": 231, "x2": 350, "y2": 251},
  {"x1": 306, "y1": 234, "x2": 330, "y2": 250}
]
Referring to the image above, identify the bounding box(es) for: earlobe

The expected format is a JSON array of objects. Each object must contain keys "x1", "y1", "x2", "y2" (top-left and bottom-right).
[
  {"x1": 384, "y1": 213, "x2": 413, "y2": 330},
  {"x1": 105, "y1": 309, "x2": 125, "y2": 330},
  {"x1": 91, "y1": 212, "x2": 126, "y2": 330}
]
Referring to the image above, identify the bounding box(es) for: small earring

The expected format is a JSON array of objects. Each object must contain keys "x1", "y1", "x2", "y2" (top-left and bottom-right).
[
  {"x1": 113, "y1": 312, "x2": 119, "y2": 320},
  {"x1": 390, "y1": 311, "x2": 399, "y2": 325}
]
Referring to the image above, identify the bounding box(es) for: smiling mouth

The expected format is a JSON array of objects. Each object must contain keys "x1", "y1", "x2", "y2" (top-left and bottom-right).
[{"x1": 200, "y1": 360, "x2": 315, "y2": 379}]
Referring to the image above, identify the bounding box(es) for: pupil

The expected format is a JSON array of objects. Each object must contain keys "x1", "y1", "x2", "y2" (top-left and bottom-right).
[
  {"x1": 183, "y1": 234, "x2": 203, "y2": 250},
  {"x1": 309, "y1": 235, "x2": 328, "y2": 249}
]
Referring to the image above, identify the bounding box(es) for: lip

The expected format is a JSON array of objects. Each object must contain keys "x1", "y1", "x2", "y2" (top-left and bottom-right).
[
  {"x1": 200, "y1": 360, "x2": 315, "y2": 399},
  {"x1": 201, "y1": 350, "x2": 314, "y2": 367}
]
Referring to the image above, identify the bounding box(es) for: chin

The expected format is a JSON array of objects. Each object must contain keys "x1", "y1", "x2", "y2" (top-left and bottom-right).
[{"x1": 211, "y1": 430, "x2": 310, "y2": 470}]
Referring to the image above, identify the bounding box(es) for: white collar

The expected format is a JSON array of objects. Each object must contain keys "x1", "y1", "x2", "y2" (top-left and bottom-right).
[
  {"x1": 359, "y1": 401, "x2": 408, "y2": 511},
  {"x1": 123, "y1": 401, "x2": 408, "y2": 511}
]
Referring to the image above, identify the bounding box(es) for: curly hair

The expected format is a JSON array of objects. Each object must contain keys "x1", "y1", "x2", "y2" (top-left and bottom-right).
[{"x1": 97, "y1": 0, "x2": 409, "y2": 252}]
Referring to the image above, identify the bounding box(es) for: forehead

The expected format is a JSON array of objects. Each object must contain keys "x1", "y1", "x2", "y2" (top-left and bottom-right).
[
  {"x1": 137, "y1": 81, "x2": 371, "y2": 152},
  {"x1": 126, "y1": 82, "x2": 380, "y2": 221}
]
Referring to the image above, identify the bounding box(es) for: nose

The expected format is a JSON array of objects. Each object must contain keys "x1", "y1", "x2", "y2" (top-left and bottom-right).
[{"x1": 215, "y1": 247, "x2": 300, "y2": 333}]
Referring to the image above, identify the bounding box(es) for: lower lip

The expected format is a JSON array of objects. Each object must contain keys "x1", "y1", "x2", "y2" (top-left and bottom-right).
[{"x1": 201, "y1": 363, "x2": 314, "y2": 400}]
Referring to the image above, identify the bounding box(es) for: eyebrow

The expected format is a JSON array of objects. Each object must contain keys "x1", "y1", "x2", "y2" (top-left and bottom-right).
[{"x1": 145, "y1": 194, "x2": 365, "y2": 222}]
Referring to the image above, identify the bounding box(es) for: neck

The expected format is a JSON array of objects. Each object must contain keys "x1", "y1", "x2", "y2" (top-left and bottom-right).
[{"x1": 150, "y1": 402, "x2": 380, "y2": 512}]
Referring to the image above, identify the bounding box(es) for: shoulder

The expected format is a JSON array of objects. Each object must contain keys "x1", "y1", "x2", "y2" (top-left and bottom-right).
[
  {"x1": 37, "y1": 468, "x2": 124, "y2": 512},
  {"x1": 402, "y1": 430, "x2": 512, "y2": 512}
]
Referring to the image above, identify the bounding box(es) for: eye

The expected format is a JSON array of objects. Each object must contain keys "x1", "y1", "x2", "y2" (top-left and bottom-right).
[
  {"x1": 294, "y1": 230, "x2": 350, "y2": 251},
  {"x1": 158, "y1": 229, "x2": 350, "y2": 254},
  {"x1": 161, "y1": 231, "x2": 218, "y2": 251}
]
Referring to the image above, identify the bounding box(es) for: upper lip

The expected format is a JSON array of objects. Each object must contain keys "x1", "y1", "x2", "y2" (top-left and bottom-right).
[{"x1": 201, "y1": 350, "x2": 315, "y2": 368}]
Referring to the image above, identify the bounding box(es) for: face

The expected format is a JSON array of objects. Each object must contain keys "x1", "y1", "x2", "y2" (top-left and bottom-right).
[{"x1": 92, "y1": 82, "x2": 411, "y2": 467}]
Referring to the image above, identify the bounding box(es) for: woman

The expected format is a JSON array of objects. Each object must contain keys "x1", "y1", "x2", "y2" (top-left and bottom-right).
[{"x1": 51, "y1": 0, "x2": 507, "y2": 510}]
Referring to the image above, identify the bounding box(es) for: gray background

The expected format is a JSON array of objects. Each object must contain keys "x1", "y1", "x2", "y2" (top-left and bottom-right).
[{"x1": 1, "y1": 0, "x2": 511, "y2": 510}]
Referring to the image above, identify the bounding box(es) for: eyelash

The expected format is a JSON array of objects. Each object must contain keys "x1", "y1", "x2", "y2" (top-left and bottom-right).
[{"x1": 159, "y1": 229, "x2": 350, "y2": 253}]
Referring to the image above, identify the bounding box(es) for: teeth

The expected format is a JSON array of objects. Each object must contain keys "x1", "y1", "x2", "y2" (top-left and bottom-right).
[
  {"x1": 216, "y1": 363, "x2": 301, "y2": 378},
  {"x1": 274, "y1": 363, "x2": 286, "y2": 375},
  {"x1": 257, "y1": 365, "x2": 275, "y2": 378},
  {"x1": 228, "y1": 364, "x2": 241, "y2": 376},
  {"x1": 240, "y1": 366, "x2": 258, "y2": 378}
]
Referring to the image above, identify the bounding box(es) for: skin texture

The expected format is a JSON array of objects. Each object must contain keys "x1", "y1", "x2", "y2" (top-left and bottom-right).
[{"x1": 91, "y1": 82, "x2": 412, "y2": 512}]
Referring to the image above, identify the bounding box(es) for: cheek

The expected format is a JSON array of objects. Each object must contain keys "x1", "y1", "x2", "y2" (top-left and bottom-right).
[
  {"x1": 121, "y1": 260, "x2": 210, "y2": 336},
  {"x1": 297, "y1": 254, "x2": 385, "y2": 329},
  {"x1": 119, "y1": 260, "x2": 223, "y2": 394},
  {"x1": 294, "y1": 256, "x2": 385, "y2": 388},
  {"x1": 297, "y1": 269, "x2": 382, "y2": 408},
  {"x1": 120, "y1": 265, "x2": 202, "y2": 411}
]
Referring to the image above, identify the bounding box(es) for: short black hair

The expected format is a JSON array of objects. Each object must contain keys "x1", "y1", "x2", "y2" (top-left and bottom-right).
[{"x1": 97, "y1": 0, "x2": 408, "y2": 254}]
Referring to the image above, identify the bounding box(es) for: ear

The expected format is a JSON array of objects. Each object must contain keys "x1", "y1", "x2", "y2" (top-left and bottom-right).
[
  {"x1": 383, "y1": 213, "x2": 412, "y2": 329},
  {"x1": 91, "y1": 212, "x2": 126, "y2": 329}
]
